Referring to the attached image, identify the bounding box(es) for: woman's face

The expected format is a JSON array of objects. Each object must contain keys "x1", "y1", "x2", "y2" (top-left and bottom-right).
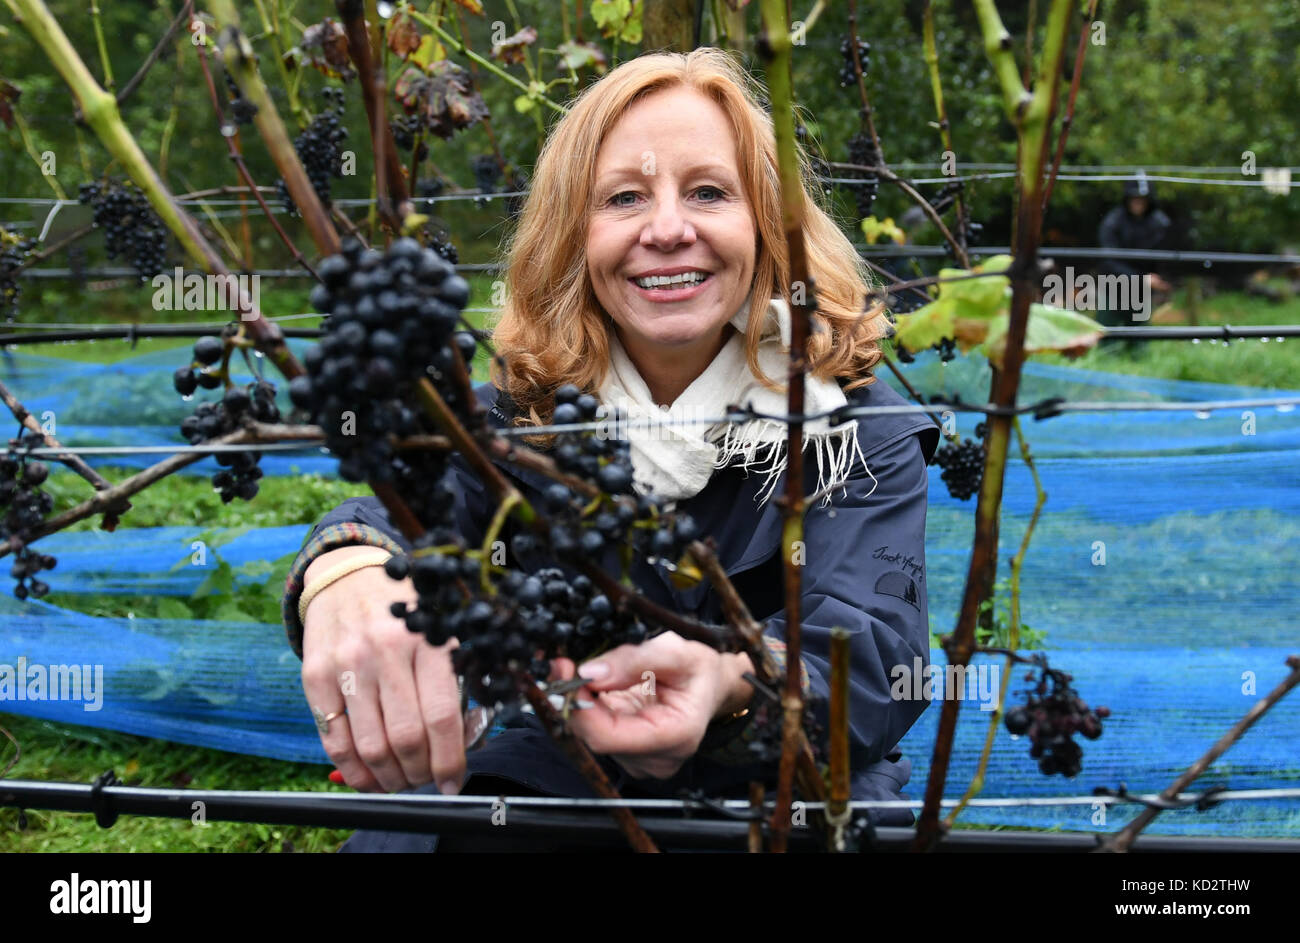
[{"x1": 586, "y1": 86, "x2": 757, "y2": 367}]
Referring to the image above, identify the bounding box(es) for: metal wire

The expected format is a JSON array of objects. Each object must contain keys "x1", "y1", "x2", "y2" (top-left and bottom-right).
[{"x1": 15, "y1": 394, "x2": 1299, "y2": 459}]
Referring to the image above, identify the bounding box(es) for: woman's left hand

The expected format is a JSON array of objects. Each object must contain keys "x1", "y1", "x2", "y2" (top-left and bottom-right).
[{"x1": 550, "y1": 633, "x2": 754, "y2": 780}]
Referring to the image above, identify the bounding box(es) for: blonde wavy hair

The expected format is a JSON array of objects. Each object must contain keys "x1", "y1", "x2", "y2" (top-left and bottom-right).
[{"x1": 488, "y1": 46, "x2": 888, "y2": 444}]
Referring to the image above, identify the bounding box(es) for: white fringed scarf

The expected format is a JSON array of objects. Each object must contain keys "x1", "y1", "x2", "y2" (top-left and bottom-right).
[{"x1": 597, "y1": 294, "x2": 869, "y2": 508}]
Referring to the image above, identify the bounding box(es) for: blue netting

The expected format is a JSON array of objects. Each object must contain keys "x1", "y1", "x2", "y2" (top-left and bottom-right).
[{"x1": 1, "y1": 345, "x2": 1298, "y2": 837}]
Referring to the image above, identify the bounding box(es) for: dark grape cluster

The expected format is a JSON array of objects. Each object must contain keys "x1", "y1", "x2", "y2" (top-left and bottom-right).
[
  {"x1": 747, "y1": 691, "x2": 828, "y2": 765},
  {"x1": 845, "y1": 132, "x2": 880, "y2": 219},
  {"x1": 471, "y1": 154, "x2": 502, "y2": 205},
  {"x1": 390, "y1": 114, "x2": 426, "y2": 159},
  {"x1": 1, "y1": 431, "x2": 57, "y2": 600},
  {"x1": 286, "y1": 237, "x2": 722, "y2": 708},
  {"x1": 222, "y1": 70, "x2": 258, "y2": 125},
  {"x1": 932, "y1": 337, "x2": 957, "y2": 362},
  {"x1": 1, "y1": 226, "x2": 35, "y2": 321},
  {"x1": 838, "y1": 35, "x2": 870, "y2": 87},
  {"x1": 278, "y1": 87, "x2": 348, "y2": 215},
  {"x1": 177, "y1": 378, "x2": 281, "y2": 503},
  {"x1": 77, "y1": 180, "x2": 169, "y2": 281},
  {"x1": 415, "y1": 176, "x2": 445, "y2": 201},
  {"x1": 931, "y1": 435, "x2": 984, "y2": 500},
  {"x1": 423, "y1": 227, "x2": 459, "y2": 265},
  {"x1": 1003, "y1": 657, "x2": 1109, "y2": 778},
  {"x1": 289, "y1": 235, "x2": 472, "y2": 489}
]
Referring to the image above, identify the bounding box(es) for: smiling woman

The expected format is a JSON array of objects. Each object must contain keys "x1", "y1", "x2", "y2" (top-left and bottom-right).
[
  {"x1": 283, "y1": 46, "x2": 940, "y2": 853},
  {"x1": 492, "y1": 47, "x2": 889, "y2": 433}
]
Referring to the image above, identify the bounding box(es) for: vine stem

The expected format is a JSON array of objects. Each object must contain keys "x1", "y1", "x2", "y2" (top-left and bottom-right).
[
  {"x1": 942, "y1": 417, "x2": 1045, "y2": 827},
  {"x1": 922, "y1": 0, "x2": 971, "y2": 252},
  {"x1": 209, "y1": 0, "x2": 341, "y2": 257},
  {"x1": 1042, "y1": 0, "x2": 1100, "y2": 211},
  {"x1": 828, "y1": 160, "x2": 967, "y2": 268},
  {"x1": 758, "y1": 0, "x2": 815, "y2": 856},
  {"x1": 193, "y1": 31, "x2": 319, "y2": 280},
  {"x1": 88, "y1": 0, "x2": 114, "y2": 92},
  {"x1": 7, "y1": 107, "x2": 68, "y2": 200},
  {"x1": 0, "y1": 379, "x2": 129, "y2": 528},
  {"x1": 404, "y1": 7, "x2": 570, "y2": 116},
  {"x1": 336, "y1": 0, "x2": 410, "y2": 231},
  {"x1": 912, "y1": 0, "x2": 1074, "y2": 853},
  {"x1": 115, "y1": 0, "x2": 194, "y2": 110},
  {"x1": 6, "y1": 0, "x2": 302, "y2": 384},
  {"x1": 520, "y1": 683, "x2": 659, "y2": 852},
  {"x1": 1096, "y1": 656, "x2": 1300, "y2": 853}
]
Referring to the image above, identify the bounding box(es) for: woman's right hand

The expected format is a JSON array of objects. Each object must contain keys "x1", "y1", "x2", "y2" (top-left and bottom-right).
[{"x1": 300, "y1": 546, "x2": 466, "y2": 796}]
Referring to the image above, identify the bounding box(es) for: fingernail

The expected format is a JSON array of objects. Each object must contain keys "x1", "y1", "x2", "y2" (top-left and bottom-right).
[
  {"x1": 328, "y1": 769, "x2": 345, "y2": 785},
  {"x1": 439, "y1": 778, "x2": 461, "y2": 796},
  {"x1": 579, "y1": 661, "x2": 610, "y2": 680}
]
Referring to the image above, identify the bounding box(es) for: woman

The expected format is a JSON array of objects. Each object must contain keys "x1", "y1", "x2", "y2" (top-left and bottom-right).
[{"x1": 282, "y1": 47, "x2": 939, "y2": 851}]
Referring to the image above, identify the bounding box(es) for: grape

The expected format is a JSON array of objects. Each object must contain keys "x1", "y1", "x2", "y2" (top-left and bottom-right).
[
  {"x1": 277, "y1": 87, "x2": 348, "y2": 215},
  {"x1": 838, "y1": 35, "x2": 870, "y2": 88},
  {"x1": 0, "y1": 430, "x2": 59, "y2": 599},
  {"x1": 471, "y1": 154, "x2": 502, "y2": 205},
  {"x1": 175, "y1": 332, "x2": 280, "y2": 503},
  {"x1": 77, "y1": 180, "x2": 169, "y2": 280},
  {"x1": 1004, "y1": 655, "x2": 1108, "y2": 778},
  {"x1": 1, "y1": 226, "x2": 35, "y2": 321},
  {"x1": 844, "y1": 132, "x2": 880, "y2": 219},
  {"x1": 931, "y1": 436, "x2": 984, "y2": 501}
]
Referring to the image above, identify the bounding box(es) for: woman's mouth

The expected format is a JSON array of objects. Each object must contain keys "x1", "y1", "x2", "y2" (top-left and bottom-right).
[{"x1": 628, "y1": 271, "x2": 713, "y2": 301}]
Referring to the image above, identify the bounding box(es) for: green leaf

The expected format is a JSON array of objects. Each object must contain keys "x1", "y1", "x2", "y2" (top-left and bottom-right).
[
  {"x1": 982, "y1": 303, "x2": 1106, "y2": 369},
  {"x1": 591, "y1": 0, "x2": 631, "y2": 34},
  {"x1": 892, "y1": 295, "x2": 955, "y2": 353},
  {"x1": 155, "y1": 597, "x2": 193, "y2": 620},
  {"x1": 192, "y1": 560, "x2": 234, "y2": 599}
]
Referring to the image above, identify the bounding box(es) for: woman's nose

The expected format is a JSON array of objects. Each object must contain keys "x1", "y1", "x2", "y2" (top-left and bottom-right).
[{"x1": 640, "y1": 194, "x2": 695, "y2": 249}]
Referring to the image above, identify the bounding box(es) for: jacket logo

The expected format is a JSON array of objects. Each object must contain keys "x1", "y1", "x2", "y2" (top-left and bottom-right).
[{"x1": 874, "y1": 570, "x2": 920, "y2": 610}]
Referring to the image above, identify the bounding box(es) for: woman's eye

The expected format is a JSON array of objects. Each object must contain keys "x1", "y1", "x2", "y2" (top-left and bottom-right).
[
  {"x1": 695, "y1": 186, "x2": 724, "y2": 201},
  {"x1": 608, "y1": 191, "x2": 639, "y2": 207}
]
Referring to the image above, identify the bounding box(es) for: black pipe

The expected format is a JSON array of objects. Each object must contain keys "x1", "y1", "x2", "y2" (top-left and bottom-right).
[{"x1": 3, "y1": 777, "x2": 1298, "y2": 852}]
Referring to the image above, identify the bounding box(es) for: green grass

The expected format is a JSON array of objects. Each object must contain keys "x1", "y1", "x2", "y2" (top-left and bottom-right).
[
  {"x1": 46, "y1": 466, "x2": 372, "y2": 532},
  {"x1": 0, "y1": 713, "x2": 350, "y2": 852},
  {"x1": 1041, "y1": 287, "x2": 1300, "y2": 389}
]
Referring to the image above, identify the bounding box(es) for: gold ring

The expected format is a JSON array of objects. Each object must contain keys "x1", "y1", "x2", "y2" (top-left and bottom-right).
[{"x1": 312, "y1": 706, "x2": 346, "y2": 735}]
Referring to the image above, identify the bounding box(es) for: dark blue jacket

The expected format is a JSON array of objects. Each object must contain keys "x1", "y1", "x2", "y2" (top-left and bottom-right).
[{"x1": 308, "y1": 375, "x2": 940, "y2": 850}]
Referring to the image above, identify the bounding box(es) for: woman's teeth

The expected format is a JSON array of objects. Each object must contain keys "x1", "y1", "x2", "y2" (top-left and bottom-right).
[{"x1": 633, "y1": 272, "x2": 709, "y2": 289}]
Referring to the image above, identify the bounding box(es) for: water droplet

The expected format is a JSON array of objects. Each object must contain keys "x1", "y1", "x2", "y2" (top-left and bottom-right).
[
  {"x1": 1194, "y1": 409, "x2": 1211, "y2": 420},
  {"x1": 253, "y1": 349, "x2": 264, "y2": 358},
  {"x1": 181, "y1": 394, "x2": 193, "y2": 402},
  {"x1": 1203, "y1": 259, "x2": 1212, "y2": 269},
  {"x1": 1261, "y1": 337, "x2": 1269, "y2": 343},
  {"x1": 1277, "y1": 403, "x2": 1296, "y2": 414},
  {"x1": 1277, "y1": 337, "x2": 1285, "y2": 344},
  {"x1": 220, "y1": 123, "x2": 237, "y2": 138},
  {"x1": 376, "y1": 0, "x2": 395, "y2": 16},
  {"x1": 1191, "y1": 337, "x2": 1200, "y2": 344}
]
